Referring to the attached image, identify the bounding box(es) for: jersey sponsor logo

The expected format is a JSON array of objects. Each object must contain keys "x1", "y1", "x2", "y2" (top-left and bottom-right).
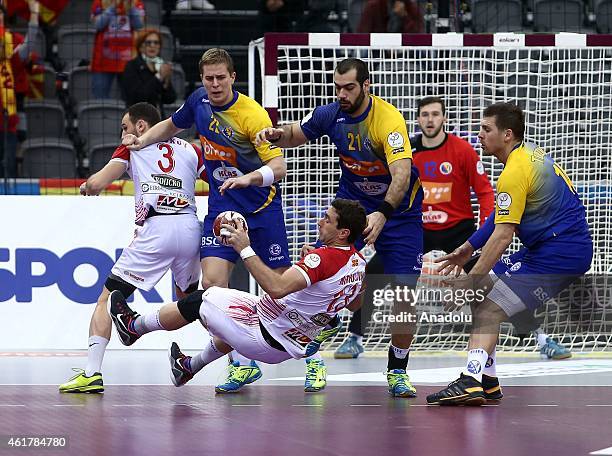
[
  {"x1": 151, "y1": 174, "x2": 182, "y2": 189},
  {"x1": 212, "y1": 166, "x2": 244, "y2": 182},
  {"x1": 387, "y1": 132, "x2": 405, "y2": 148},
  {"x1": 282, "y1": 327, "x2": 311, "y2": 348},
  {"x1": 439, "y1": 161, "x2": 453, "y2": 175},
  {"x1": 304, "y1": 253, "x2": 321, "y2": 269},
  {"x1": 310, "y1": 312, "x2": 333, "y2": 327},
  {"x1": 496, "y1": 192, "x2": 512, "y2": 209},
  {"x1": 476, "y1": 161, "x2": 485, "y2": 175},
  {"x1": 510, "y1": 261, "x2": 522, "y2": 272},
  {"x1": 199, "y1": 135, "x2": 238, "y2": 166},
  {"x1": 201, "y1": 236, "x2": 221, "y2": 247},
  {"x1": 353, "y1": 180, "x2": 389, "y2": 196},
  {"x1": 422, "y1": 207, "x2": 449, "y2": 224},
  {"x1": 222, "y1": 126, "x2": 234, "y2": 138},
  {"x1": 123, "y1": 270, "x2": 144, "y2": 282},
  {"x1": 467, "y1": 360, "x2": 482, "y2": 374},
  {"x1": 286, "y1": 310, "x2": 308, "y2": 326},
  {"x1": 156, "y1": 195, "x2": 190, "y2": 212},
  {"x1": 339, "y1": 155, "x2": 388, "y2": 177},
  {"x1": 140, "y1": 182, "x2": 193, "y2": 201},
  {"x1": 269, "y1": 243, "x2": 282, "y2": 256},
  {"x1": 422, "y1": 182, "x2": 452, "y2": 204}
]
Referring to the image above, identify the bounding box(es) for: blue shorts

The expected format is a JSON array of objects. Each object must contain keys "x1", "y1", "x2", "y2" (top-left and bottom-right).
[
  {"x1": 355, "y1": 215, "x2": 423, "y2": 286},
  {"x1": 492, "y1": 234, "x2": 593, "y2": 311},
  {"x1": 201, "y1": 209, "x2": 291, "y2": 269}
]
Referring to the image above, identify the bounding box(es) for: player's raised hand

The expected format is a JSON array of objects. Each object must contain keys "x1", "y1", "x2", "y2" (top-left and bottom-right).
[
  {"x1": 300, "y1": 243, "x2": 315, "y2": 258},
  {"x1": 221, "y1": 223, "x2": 251, "y2": 252},
  {"x1": 122, "y1": 133, "x2": 143, "y2": 150},
  {"x1": 363, "y1": 212, "x2": 386, "y2": 245},
  {"x1": 435, "y1": 242, "x2": 475, "y2": 277},
  {"x1": 219, "y1": 176, "x2": 252, "y2": 195},
  {"x1": 255, "y1": 127, "x2": 283, "y2": 146}
]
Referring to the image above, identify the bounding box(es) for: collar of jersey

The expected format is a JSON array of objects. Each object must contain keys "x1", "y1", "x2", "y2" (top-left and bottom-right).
[
  {"x1": 340, "y1": 96, "x2": 373, "y2": 124},
  {"x1": 414, "y1": 132, "x2": 448, "y2": 152},
  {"x1": 322, "y1": 244, "x2": 352, "y2": 250},
  {"x1": 210, "y1": 90, "x2": 239, "y2": 112}
]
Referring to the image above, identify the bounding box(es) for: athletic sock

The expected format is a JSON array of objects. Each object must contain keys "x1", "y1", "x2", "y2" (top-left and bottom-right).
[
  {"x1": 535, "y1": 328, "x2": 549, "y2": 348},
  {"x1": 189, "y1": 339, "x2": 225, "y2": 374},
  {"x1": 463, "y1": 348, "x2": 489, "y2": 383},
  {"x1": 351, "y1": 333, "x2": 363, "y2": 345},
  {"x1": 132, "y1": 310, "x2": 165, "y2": 335},
  {"x1": 387, "y1": 345, "x2": 410, "y2": 371},
  {"x1": 483, "y1": 348, "x2": 497, "y2": 378},
  {"x1": 229, "y1": 351, "x2": 252, "y2": 366},
  {"x1": 85, "y1": 335, "x2": 109, "y2": 376}
]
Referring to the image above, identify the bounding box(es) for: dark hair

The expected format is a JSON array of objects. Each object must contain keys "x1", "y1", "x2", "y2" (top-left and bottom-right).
[
  {"x1": 331, "y1": 199, "x2": 367, "y2": 244},
  {"x1": 199, "y1": 48, "x2": 235, "y2": 75},
  {"x1": 483, "y1": 102, "x2": 525, "y2": 140},
  {"x1": 417, "y1": 96, "x2": 446, "y2": 116},
  {"x1": 335, "y1": 58, "x2": 369, "y2": 85},
  {"x1": 126, "y1": 102, "x2": 161, "y2": 127},
  {"x1": 135, "y1": 29, "x2": 162, "y2": 53}
]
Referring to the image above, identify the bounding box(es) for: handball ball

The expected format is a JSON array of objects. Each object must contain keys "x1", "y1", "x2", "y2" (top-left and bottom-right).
[{"x1": 213, "y1": 211, "x2": 248, "y2": 245}]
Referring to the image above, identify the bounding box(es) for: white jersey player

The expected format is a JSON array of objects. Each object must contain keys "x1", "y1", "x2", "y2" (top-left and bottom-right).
[
  {"x1": 107, "y1": 199, "x2": 368, "y2": 387},
  {"x1": 60, "y1": 103, "x2": 206, "y2": 394}
]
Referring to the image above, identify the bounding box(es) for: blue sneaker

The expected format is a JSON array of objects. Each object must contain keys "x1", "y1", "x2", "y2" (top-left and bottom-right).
[
  {"x1": 334, "y1": 335, "x2": 364, "y2": 359},
  {"x1": 304, "y1": 359, "x2": 327, "y2": 392},
  {"x1": 540, "y1": 337, "x2": 572, "y2": 360},
  {"x1": 215, "y1": 360, "x2": 262, "y2": 393},
  {"x1": 387, "y1": 369, "x2": 417, "y2": 398}
]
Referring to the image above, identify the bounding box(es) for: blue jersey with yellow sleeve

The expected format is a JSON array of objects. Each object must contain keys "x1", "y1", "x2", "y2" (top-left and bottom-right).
[
  {"x1": 495, "y1": 141, "x2": 590, "y2": 248},
  {"x1": 172, "y1": 88, "x2": 283, "y2": 214},
  {"x1": 300, "y1": 95, "x2": 422, "y2": 218}
]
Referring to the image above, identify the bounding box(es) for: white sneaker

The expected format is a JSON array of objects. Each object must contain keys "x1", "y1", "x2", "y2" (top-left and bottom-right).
[
  {"x1": 175, "y1": 0, "x2": 191, "y2": 10},
  {"x1": 190, "y1": 0, "x2": 215, "y2": 9}
]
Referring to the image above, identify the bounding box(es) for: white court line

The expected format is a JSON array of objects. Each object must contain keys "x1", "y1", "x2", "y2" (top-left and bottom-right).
[
  {"x1": 291, "y1": 404, "x2": 323, "y2": 407},
  {"x1": 590, "y1": 446, "x2": 612, "y2": 455},
  {"x1": 526, "y1": 404, "x2": 558, "y2": 407},
  {"x1": 112, "y1": 404, "x2": 144, "y2": 407},
  {"x1": 53, "y1": 404, "x2": 85, "y2": 407},
  {"x1": 0, "y1": 404, "x2": 25, "y2": 407},
  {"x1": 586, "y1": 405, "x2": 612, "y2": 407},
  {"x1": 231, "y1": 404, "x2": 261, "y2": 407},
  {"x1": 350, "y1": 404, "x2": 381, "y2": 407}
]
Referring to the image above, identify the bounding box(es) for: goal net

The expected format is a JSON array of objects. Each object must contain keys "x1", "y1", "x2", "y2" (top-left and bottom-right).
[{"x1": 251, "y1": 33, "x2": 612, "y2": 352}]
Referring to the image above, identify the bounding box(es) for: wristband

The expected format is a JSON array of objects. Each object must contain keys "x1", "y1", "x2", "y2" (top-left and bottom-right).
[
  {"x1": 240, "y1": 246, "x2": 257, "y2": 260},
  {"x1": 256, "y1": 165, "x2": 275, "y2": 187},
  {"x1": 376, "y1": 201, "x2": 395, "y2": 220}
]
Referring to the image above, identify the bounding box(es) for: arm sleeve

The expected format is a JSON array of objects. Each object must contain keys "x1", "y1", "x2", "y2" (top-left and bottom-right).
[
  {"x1": 299, "y1": 105, "x2": 333, "y2": 142},
  {"x1": 171, "y1": 91, "x2": 197, "y2": 129},
  {"x1": 128, "y1": 3, "x2": 145, "y2": 30},
  {"x1": 192, "y1": 144, "x2": 208, "y2": 182},
  {"x1": 494, "y1": 165, "x2": 528, "y2": 225},
  {"x1": 380, "y1": 109, "x2": 412, "y2": 166},
  {"x1": 247, "y1": 105, "x2": 283, "y2": 163},
  {"x1": 464, "y1": 144, "x2": 495, "y2": 226},
  {"x1": 110, "y1": 145, "x2": 130, "y2": 166},
  {"x1": 467, "y1": 209, "x2": 495, "y2": 250},
  {"x1": 293, "y1": 248, "x2": 340, "y2": 285}
]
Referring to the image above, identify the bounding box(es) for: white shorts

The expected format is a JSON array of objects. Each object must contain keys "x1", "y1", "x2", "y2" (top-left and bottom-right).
[
  {"x1": 199, "y1": 287, "x2": 292, "y2": 364},
  {"x1": 112, "y1": 214, "x2": 201, "y2": 292}
]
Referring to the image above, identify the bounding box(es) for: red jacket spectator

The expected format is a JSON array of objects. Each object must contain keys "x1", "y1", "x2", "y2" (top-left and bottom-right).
[{"x1": 357, "y1": 0, "x2": 423, "y2": 33}]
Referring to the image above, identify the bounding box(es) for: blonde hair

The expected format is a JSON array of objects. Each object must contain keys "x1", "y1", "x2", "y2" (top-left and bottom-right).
[{"x1": 199, "y1": 48, "x2": 234, "y2": 75}]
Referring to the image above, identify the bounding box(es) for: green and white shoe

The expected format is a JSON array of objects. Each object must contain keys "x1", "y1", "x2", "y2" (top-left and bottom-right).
[{"x1": 59, "y1": 368, "x2": 104, "y2": 393}]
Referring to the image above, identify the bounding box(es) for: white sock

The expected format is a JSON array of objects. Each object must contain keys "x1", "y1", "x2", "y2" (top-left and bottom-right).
[
  {"x1": 305, "y1": 352, "x2": 323, "y2": 362},
  {"x1": 85, "y1": 336, "x2": 109, "y2": 376},
  {"x1": 229, "y1": 351, "x2": 251, "y2": 366},
  {"x1": 351, "y1": 333, "x2": 363, "y2": 345},
  {"x1": 463, "y1": 348, "x2": 489, "y2": 383},
  {"x1": 535, "y1": 328, "x2": 549, "y2": 348},
  {"x1": 483, "y1": 348, "x2": 497, "y2": 378},
  {"x1": 391, "y1": 344, "x2": 409, "y2": 359},
  {"x1": 189, "y1": 339, "x2": 225, "y2": 374},
  {"x1": 133, "y1": 310, "x2": 165, "y2": 335}
]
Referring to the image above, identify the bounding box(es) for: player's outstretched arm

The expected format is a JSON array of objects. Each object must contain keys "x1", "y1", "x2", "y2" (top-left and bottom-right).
[
  {"x1": 218, "y1": 156, "x2": 287, "y2": 195},
  {"x1": 81, "y1": 161, "x2": 126, "y2": 195},
  {"x1": 222, "y1": 223, "x2": 308, "y2": 298},
  {"x1": 255, "y1": 123, "x2": 308, "y2": 149},
  {"x1": 122, "y1": 117, "x2": 183, "y2": 151},
  {"x1": 467, "y1": 223, "x2": 515, "y2": 276}
]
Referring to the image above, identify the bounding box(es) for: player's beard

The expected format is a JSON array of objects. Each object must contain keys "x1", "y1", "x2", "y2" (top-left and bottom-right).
[
  {"x1": 340, "y1": 87, "x2": 366, "y2": 115},
  {"x1": 421, "y1": 123, "x2": 444, "y2": 139}
]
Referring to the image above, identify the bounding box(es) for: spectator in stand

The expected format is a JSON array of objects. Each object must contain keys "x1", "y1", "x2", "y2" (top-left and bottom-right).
[
  {"x1": 0, "y1": 0, "x2": 39, "y2": 178},
  {"x1": 258, "y1": 0, "x2": 305, "y2": 34},
  {"x1": 91, "y1": 0, "x2": 144, "y2": 99},
  {"x1": 175, "y1": 0, "x2": 214, "y2": 10},
  {"x1": 357, "y1": 0, "x2": 423, "y2": 33},
  {"x1": 121, "y1": 29, "x2": 176, "y2": 113}
]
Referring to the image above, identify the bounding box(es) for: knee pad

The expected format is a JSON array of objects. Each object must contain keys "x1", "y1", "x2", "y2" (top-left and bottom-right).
[
  {"x1": 176, "y1": 290, "x2": 205, "y2": 323},
  {"x1": 105, "y1": 274, "x2": 136, "y2": 298}
]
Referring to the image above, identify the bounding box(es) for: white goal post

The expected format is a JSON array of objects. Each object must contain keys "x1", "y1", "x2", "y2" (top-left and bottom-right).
[{"x1": 249, "y1": 33, "x2": 612, "y2": 352}]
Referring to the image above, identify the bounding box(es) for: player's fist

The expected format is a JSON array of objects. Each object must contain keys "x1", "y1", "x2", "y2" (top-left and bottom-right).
[
  {"x1": 255, "y1": 127, "x2": 283, "y2": 146},
  {"x1": 122, "y1": 134, "x2": 143, "y2": 150}
]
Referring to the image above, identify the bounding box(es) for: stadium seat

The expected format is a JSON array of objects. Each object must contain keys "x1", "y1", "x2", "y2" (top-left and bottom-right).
[
  {"x1": 347, "y1": 0, "x2": 367, "y2": 32},
  {"x1": 42, "y1": 64, "x2": 57, "y2": 99},
  {"x1": 595, "y1": 0, "x2": 612, "y2": 32},
  {"x1": 159, "y1": 26, "x2": 175, "y2": 63},
  {"x1": 57, "y1": 0, "x2": 93, "y2": 26},
  {"x1": 24, "y1": 100, "x2": 66, "y2": 139},
  {"x1": 88, "y1": 142, "x2": 122, "y2": 175},
  {"x1": 171, "y1": 64, "x2": 186, "y2": 100},
  {"x1": 21, "y1": 138, "x2": 77, "y2": 178},
  {"x1": 57, "y1": 24, "x2": 96, "y2": 69},
  {"x1": 471, "y1": 0, "x2": 524, "y2": 32},
  {"x1": 169, "y1": 10, "x2": 259, "y2": 46},
  {"x1": 534, "y1": 0, "x2": 585, "y2": 31},
  {"x1": 77, "y1": 100, "x2": 126, "y2": 148},
  {"x1": 144, "y1": 0, "x2": 162, "y2": 26},
  {"x1": 69, "y1": 66, "x2": 122, "y2": 104}
]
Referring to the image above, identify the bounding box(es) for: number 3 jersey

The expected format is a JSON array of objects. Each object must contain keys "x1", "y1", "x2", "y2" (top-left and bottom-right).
[
  {"x1": 257, "y1": 245, "x2": 366, "y2": 359},
  {"x1": 111, "y1": 137, "x2": 207, "y2": 225}
]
